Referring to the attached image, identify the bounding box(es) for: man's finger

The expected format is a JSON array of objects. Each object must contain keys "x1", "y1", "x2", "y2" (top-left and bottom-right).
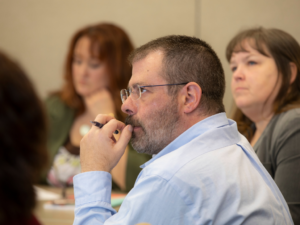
[
  {"x1": 103, "y1": 119, "x2": 126, "y2": 136},
  {"x1": 115, "y1": 125, "x2": 133, "y2": 151},
  {"x1": 94, "y1": 114, "x2": 115, "y2": 125},
  {"x1": 90, "y1": 114, "x2": 117, "y2": 132}
]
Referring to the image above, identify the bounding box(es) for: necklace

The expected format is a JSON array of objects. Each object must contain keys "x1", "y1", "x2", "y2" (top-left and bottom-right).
[{"x1": 79, "y1": 124, "x2": 91, "y2": 136}]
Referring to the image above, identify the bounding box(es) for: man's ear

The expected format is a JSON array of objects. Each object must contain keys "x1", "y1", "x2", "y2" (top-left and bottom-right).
[
  {"x1": 179, "y1": 82, "x2": 202, "y2": 114},
  {"x1": 290, "y1": 62, "x2": 298, "y2": 84}
]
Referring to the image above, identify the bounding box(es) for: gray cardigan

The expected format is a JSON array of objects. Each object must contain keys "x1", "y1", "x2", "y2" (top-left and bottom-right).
[{"x1": 254, "y1": 108, "x2": 300, "y2": 224}]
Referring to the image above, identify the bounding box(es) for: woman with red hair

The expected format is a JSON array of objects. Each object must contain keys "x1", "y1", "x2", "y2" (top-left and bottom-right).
[{"x1": 44, "y1": 23, "x2": 150, "y2": 192}]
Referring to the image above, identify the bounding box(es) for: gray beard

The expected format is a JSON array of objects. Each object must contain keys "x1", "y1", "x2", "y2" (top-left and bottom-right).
[{"x1": 125, "y1": 101, "x2": 179, "y2": 155}]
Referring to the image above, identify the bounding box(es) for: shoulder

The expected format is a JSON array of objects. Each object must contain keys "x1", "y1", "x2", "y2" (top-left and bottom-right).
[
  {"x1": 45, "y1": 94, "x2": 74, "y2": 118},
  {"x1": 45, "y1": 94, "x2": 65, "y2": 108},
  {"x1": 141, "y1": 143, "x2": 241, "y2": 187},
  {"x1": 262, "y1": 108, "x2": 300, "y2": 159},
  {"x1": 275, "y1": 108, "x2": 300, "y2": 125},
  {"x1": 272, "y1": 108, "x2": 300, "y2": 137}
]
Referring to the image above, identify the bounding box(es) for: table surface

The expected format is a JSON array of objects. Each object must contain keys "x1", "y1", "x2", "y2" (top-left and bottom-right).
[
  {"x1": 34, "y1": 185, "x2": 75, "y2": 225},
  {"x1": 34, "y1": 185, "x2": 122, "y2": 225}
]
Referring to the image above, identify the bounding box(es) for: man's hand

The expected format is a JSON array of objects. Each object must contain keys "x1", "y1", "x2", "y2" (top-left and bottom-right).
[{"x1": 80, "y1": 114, "x2": 133, "y2": 173}]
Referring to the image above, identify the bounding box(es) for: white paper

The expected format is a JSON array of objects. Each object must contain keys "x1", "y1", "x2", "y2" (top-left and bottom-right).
[{"x1": 34, "y1": 186, "x2": 61, "y2": 201}]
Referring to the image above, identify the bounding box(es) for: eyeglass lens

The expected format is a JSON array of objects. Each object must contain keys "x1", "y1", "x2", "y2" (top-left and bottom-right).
[
  {"x1": 120, "y1": 89, "x2": 128, "y2": 103},
  {"x1": 120, "y1": 86, "x2": 141, "y2": 103}
]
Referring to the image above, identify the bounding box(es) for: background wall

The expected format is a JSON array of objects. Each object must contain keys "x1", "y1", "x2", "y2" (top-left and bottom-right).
[{"x1": 0, "y1": 0, "x2": 300, "y2": 114}]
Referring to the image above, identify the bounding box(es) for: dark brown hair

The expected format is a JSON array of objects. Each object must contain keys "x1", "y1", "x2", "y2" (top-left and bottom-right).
[
  {"x1": 226, "y1": 27, "x2": 300, "y2": 140},
  {"x1": 0, "y1": 51, "x2": 48, "y2": 223},
  {"x1": 129, "y1": 35, "x2": 225, "y2": 115},
  {"x1": 58, "y1": 22, "x2": 134, "y2": 121}
]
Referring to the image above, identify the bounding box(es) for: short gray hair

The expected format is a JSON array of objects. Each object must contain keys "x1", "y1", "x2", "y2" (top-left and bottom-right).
[{"x1": 129, "y1": 35, "x2": 225, "y2": 115}]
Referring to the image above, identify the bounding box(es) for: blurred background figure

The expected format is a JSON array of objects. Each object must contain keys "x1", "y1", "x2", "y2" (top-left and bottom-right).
[
  {"x1": 226, "y1": 27, "x2": 300, "y2": 223},
  {"x1": 0, "y1": 51, "x2": 47, "y2": 225},
  {"x1": 43, "y1": 22, "x2": 151, "y2": 192}
]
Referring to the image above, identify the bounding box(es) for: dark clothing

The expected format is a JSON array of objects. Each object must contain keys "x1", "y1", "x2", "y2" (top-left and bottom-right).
[
  {"x1": 254, "y1": 108, "x2": 300, "y2": 224},
  {"x1": 5, "y1": 214, "x2": 41, "y2": 225}
]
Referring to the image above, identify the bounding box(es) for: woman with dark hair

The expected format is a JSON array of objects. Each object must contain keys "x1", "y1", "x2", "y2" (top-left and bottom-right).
[
  {"x1": 44, "y1": 22, "x2": 150, "y2": 192},
  {"x1": 0, "y1": 51, "x2": 47, "y2": 225},
  {"x1": 226, "y1": 27, "x2": 300, "y2": 223}
]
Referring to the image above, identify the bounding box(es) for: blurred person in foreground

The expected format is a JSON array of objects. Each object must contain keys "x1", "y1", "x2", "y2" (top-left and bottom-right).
[
  {"x1": 227, "y1": 27, "x2": 300, "y2": 224},
  {"x1": 73, "y1": 35, "x2": 293, "y2": 224},
  {"x1": 44, "y1": 23, "x2": 150, "y2": 191},
  {"x1": 0, "y1": 51, "x2": 47, "y2": 225}
]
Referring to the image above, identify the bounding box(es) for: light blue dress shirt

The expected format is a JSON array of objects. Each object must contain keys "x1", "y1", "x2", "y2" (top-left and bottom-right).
[{"x1": 73, "y1": 113, "x2": 293, "y2": 225}]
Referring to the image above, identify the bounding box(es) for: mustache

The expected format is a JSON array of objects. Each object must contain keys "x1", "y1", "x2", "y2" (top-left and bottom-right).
[{"x1": 125, "y1": 116, "x2": 141, "y2": 127}]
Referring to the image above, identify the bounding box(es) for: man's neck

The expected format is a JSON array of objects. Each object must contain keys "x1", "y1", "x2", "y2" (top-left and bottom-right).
[
  {"x1": 168, "y1": 112, "x2": 211, "y2": 145},
  {"x1": 181, "y1": 112, "x2": 211, "y2": 131}
]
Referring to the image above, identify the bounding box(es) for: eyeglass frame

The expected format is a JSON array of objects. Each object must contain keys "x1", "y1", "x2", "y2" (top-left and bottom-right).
[{"x1": 120, "y1": 82, "x2": 189, "y2": 103}]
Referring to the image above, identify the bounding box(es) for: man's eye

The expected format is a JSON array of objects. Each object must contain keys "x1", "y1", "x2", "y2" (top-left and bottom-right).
[{"x1": 140, "y1": 87, "x2": 147, "y2": 94}]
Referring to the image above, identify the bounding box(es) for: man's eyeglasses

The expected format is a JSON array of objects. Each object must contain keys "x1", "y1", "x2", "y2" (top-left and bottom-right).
[{"x1": 120, "y1": 82, "x2": 188, "y2": 103}]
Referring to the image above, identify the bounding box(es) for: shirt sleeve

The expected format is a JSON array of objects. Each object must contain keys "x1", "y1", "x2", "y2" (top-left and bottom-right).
[
  {"x1": 73, "y1": 171, "x2": 192, "y2": 225},
  {"x1": 73, "y1": 171, "x2": 117, "y2": 225}
]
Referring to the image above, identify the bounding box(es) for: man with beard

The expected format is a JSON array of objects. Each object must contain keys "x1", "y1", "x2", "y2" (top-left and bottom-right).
[{"x1": 73, "y1": 36, "x2": 293, "y2": 225}]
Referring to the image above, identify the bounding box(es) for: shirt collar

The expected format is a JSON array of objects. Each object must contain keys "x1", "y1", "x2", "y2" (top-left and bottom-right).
[{"x1": 140, "y1": 112, "x2": 229, "y2": 168}]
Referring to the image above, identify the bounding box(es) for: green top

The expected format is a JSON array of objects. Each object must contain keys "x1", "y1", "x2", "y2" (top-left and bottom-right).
[{"x1": 42, "y1": 95, "x2": 151, "y2": 192}]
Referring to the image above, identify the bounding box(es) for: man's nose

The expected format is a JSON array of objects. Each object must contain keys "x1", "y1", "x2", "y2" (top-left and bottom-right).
[{"x1": 121, "y1": 96, "x2": 137, "y2": 116}]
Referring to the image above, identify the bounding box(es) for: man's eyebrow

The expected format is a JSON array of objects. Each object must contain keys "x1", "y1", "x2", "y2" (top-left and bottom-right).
[
  {"x1": 127, "y1": 84, "x2": 137, "y2": 89},
  {"x1": 127, "y1": 82, "x2": 147, "y2": 89}
]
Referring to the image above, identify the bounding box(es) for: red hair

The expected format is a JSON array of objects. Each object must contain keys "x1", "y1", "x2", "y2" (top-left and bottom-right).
[{"x1": 58, "y1": 23, "x2": 134, "y2": 121}]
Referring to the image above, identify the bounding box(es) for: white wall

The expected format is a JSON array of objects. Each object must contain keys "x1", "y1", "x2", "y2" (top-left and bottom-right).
[
  {"x1": 0, "y1": 0, "x2": 195, "y2": 97},
  {"x1": 1, "y1": 0, "x2": 300, "y2": 113}
]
